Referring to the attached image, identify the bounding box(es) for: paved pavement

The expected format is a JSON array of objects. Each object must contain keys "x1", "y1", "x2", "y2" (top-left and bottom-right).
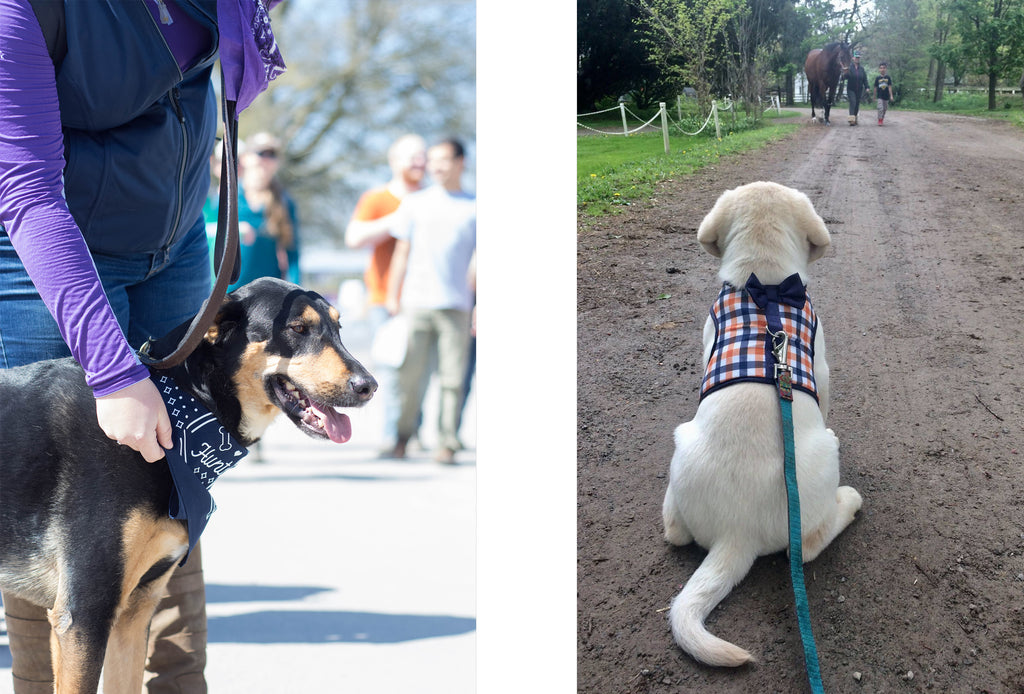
[{"x1": 0, "y1": 321, "x2": 477, "y2": 693}]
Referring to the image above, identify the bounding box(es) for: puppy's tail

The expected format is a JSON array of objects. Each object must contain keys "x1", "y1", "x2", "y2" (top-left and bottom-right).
[{"x1": 669, "y1": 542, "x2": 757, "y2": 667}]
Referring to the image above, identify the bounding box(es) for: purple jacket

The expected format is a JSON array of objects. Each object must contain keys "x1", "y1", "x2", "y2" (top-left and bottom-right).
[{"x1": 0, "y1": 0, "x2": 284, "y2": 396}]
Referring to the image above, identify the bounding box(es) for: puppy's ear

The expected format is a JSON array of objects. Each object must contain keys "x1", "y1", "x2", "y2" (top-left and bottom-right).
[
  {"x1": 797, "y1": 195, "x2": 831, "y2": 262},
  {"x1": 696, "y1": 195, "x2": 731, "y2": 258}
]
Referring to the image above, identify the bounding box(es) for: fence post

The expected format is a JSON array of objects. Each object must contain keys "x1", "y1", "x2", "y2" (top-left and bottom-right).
[
  {"x1": 677, "y1": 95, "x2": 682, "y2": 120},
  {"x1": 620, "y1": 102, "x2": 628, "y2": 136},
  {"x1": 660, "y1": 102, "x2": 669, "y2": 154},
  {"x1": 713, "y1": 101, "x2": 721, "y2": 139}
]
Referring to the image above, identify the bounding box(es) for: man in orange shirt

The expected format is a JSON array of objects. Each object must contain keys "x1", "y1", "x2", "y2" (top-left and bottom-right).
[{"x1": 346, "y1": 134, "x2": 426, "y2": 451}]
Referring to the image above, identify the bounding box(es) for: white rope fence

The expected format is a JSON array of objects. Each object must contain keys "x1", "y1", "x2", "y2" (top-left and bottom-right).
[
  {"x1": 576, "y1": 98, "x2": 734, "y2": 151},
  {"x1": 577, "y1": 94, "x2": 784, "y2": 153},
  {"x1": 576, "y1": 103, "x2": 666, "y2": 136}
]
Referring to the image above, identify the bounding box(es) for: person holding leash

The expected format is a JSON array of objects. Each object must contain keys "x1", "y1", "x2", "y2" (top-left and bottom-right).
[
  {"x1": 874, "y1": 62, "x2": 896, "y2": 125},
  {"x1": 843, "y1": 51, "x2": 870, "y2": 125},
  {"x1": 0, "y1": 1, "x2": 285, "y2": 691}
]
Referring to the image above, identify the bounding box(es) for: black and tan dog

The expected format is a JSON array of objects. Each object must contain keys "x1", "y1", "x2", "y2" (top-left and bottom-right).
[{"x1": 0, "y1": 277, "x2": 376, "y2": 693}]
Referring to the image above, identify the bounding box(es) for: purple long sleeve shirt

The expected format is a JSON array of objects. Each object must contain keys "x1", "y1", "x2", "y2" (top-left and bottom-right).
[{"x1": 0, "y1": 0, "x2": 283, "y2": 397}]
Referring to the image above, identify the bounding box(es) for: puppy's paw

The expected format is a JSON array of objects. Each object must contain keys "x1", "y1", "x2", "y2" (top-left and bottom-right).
[
  {"x1": 664, "y1": 520, "x2": 693, "y2": 547},
  {"x1": 837, "y1": 485, "x2": 863, "y2": 520},
  {"x1": 826, "y1": 427, "x2": 839, "y2": 448}
]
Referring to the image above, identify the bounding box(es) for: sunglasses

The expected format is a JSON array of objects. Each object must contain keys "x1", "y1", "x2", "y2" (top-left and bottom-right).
[{"x1": 255, "y1": 149, "x2": 279, "y2": 159}]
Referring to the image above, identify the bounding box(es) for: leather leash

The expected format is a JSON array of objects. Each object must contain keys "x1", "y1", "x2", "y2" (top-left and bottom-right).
[{"x1": 139, "y1": 80, "x2": 240, "y2": 369}]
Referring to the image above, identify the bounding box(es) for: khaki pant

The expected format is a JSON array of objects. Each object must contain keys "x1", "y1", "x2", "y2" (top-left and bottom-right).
[
  {"x1": 3, "y1": 543, "x2": 207, "y2": 694},
  {"x1": 396, "y1": 308, "x2": 472, "y2": 452}
]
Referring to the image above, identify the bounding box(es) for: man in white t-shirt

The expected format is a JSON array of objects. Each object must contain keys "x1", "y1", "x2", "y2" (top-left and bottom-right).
[{"x1": 385, "y1": 138, "x2": 476, "y2": 463}]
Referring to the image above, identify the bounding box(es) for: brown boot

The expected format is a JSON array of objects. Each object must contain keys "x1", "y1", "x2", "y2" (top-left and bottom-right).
[
  {"x1": 2, "y1": 592, "x2": 54, "y2": 694},
  {"x1": 144, "y1": 542, "x2": 208, "y2": 694}
]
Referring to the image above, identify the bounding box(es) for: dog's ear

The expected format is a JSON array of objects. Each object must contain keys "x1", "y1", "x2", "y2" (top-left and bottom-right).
[
  {"x1": 204, "y1": 299, "x2": 245, "y2": 345},
  {"x1": 696, "y1": 194, "x2": 731, "y2": 258},
  {"x1": 797, "y1": 195, "x2": 831, "y2": 262}
]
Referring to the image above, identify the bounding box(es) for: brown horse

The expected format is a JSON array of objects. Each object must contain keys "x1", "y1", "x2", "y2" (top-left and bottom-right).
[{"x1": 805, "y1": 42, "x2": 853, "y2": 125}]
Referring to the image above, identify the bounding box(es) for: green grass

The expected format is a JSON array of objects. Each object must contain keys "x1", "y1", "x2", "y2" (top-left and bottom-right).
[
  {"x1": 898, "y1": 91, "x2": 1024, "y2": 128},
  {"x1": 578, "y1": 114, "x2": 800, "y2": 216}
]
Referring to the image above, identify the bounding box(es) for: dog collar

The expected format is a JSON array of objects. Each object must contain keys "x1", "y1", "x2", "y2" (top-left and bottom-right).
[{"x1": 150, "y1": 373, "x2": 249, "y2": 564}]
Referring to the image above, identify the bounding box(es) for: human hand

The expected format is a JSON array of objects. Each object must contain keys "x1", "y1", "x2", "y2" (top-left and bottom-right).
[
  {"x1": 385, "y1": 297, "x2": 401, "y2": 316},
  {"x1": 95, "y1": 379, "x2": 173, "y2": 462}
]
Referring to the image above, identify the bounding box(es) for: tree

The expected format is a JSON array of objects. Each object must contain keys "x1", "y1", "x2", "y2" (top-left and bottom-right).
[
  {"x1": 242, "y1": 0, "x2": 476, "y2": 244},
  {"x1": 948, "y1": 0, "x2": 1024, "y2": 109},
  {"x1": 578, "y1": 0, "x2": 664, "y2": 110},
  {"x1": 638, "y1": 0, "x2": 742, "y2": 112},
  {"x1": 868, "y1": 0, "x2": 932, "y2": 100},
  {"x1": 770, "y1": 1, "x2": 812, "y2": 106}
]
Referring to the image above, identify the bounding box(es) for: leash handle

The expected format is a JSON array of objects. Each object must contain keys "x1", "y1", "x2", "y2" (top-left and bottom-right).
[{"x1": 140, "y1": 74, "x2": 240, "y2": 369}]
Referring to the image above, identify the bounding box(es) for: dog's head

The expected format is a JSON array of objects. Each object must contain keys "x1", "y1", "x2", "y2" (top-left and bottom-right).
[
  {"x1": 696, "y1": 181, "x2": 831, "y2": 287},
  {"x1": 203, "y1": 277, "x2": 377, "y2": 444}
]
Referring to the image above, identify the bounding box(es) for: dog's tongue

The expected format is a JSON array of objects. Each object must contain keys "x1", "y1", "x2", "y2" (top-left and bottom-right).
[{"x1": 310, "y1": 402, "x2": 352, "y2": 443}]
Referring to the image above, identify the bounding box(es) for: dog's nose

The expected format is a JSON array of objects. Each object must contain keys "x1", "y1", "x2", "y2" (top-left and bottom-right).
[{"x1": 349, "y1": 373, "x2": 377, "y2": 401}]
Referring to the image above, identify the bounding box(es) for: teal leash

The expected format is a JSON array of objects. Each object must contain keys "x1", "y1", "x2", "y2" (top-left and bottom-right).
[{"x1": 771, "y1": 329, "x2": 825, "y2": 694}]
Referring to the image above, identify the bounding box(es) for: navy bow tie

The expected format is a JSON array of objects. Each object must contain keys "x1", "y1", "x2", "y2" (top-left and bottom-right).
[{"x1": 744, "y1": 273, "x2": 807, "y2": 310}]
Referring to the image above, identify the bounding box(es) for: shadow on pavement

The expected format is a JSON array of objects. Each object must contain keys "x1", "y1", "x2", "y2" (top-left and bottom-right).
[
  {"x1": 205, "y1": 583, "x2": 334, "y2": 604},
  {"x1": 217, "y1": 472, "x2": 436, "y2": 485},
  {"x1": 208, "y1": 610, "x2": 475, "y2": 644}
]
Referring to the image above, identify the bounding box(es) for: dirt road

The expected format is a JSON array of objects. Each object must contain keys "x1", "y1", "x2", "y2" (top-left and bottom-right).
[{"x1": 577, "y1": 109, "x2": 1024, "y2": 692}]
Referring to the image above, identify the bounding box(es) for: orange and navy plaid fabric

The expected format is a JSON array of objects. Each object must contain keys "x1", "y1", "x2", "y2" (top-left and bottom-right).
[{"x1": 699, "y1": 283, "x2": 818, "y2": 401}]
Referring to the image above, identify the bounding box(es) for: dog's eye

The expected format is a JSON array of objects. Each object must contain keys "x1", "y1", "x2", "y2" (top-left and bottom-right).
[{"x1": 289, "y1": 323, "x2": 308, "y2": 335}]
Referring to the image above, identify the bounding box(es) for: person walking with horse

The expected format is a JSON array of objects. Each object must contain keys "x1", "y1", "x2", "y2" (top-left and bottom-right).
[
  {"x1": 874, "y1": 62, "x2": 896, "y2": 126},
  {"x1": 843, "y1": 52, "x2": 870, "y2": 126}
]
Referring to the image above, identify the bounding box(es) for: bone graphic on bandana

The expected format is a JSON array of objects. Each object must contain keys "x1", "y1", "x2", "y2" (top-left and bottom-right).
[{"x1": 150, "y1": 373, "x2": 249, "y2": 561}]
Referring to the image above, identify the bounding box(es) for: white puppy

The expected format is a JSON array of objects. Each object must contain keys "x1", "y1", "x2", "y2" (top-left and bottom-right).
[{"x1": 663, "y1": 181, "x2": 862, "y2": 667}]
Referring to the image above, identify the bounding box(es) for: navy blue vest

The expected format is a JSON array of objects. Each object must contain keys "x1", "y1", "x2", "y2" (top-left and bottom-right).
[{"x1": 41, "y1": 1, "x2": 219, "y2": 254}]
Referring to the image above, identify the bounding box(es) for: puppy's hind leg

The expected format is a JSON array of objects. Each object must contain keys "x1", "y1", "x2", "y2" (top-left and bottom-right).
[
  {"x1": 802, "y1": 486, "x2": 863, "y2": 563},
  {"x1": 662, "y1": 487, "x2": 693, "y2": 546}
]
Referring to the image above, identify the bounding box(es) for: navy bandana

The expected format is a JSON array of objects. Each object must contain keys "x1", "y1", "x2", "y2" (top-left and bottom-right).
[{"x1": 150, "y1": 373, "x2": 249, "y2": 563}]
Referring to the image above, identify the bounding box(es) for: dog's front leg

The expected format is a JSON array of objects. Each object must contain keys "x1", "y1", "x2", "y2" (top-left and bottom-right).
[{"x1": 48, "y1": 601, "x2": 106, "y2": 694}]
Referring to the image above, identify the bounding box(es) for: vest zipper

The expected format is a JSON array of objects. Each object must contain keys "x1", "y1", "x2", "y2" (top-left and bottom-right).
[
  {"x1": 153, "y1": 0, "x2": 174, "y2": 25},
  {"x1": 167, "y1": 86, "x2": 187, "y2": 250}
]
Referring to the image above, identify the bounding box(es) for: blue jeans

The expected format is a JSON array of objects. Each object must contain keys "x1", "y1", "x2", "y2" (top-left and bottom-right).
[{"x1": 0, "y1": 218, "x2": 212, "y2": 369}]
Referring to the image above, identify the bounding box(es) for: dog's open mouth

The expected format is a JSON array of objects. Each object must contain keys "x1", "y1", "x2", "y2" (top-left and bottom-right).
[{"x1": 271, "y1": 376, "x2": 352, "y2": 443}]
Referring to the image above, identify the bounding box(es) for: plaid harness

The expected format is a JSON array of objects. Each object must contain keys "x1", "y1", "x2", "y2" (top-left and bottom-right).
[{"x1": 699, "y1": 275, "x2": 818, "y2": 402}]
